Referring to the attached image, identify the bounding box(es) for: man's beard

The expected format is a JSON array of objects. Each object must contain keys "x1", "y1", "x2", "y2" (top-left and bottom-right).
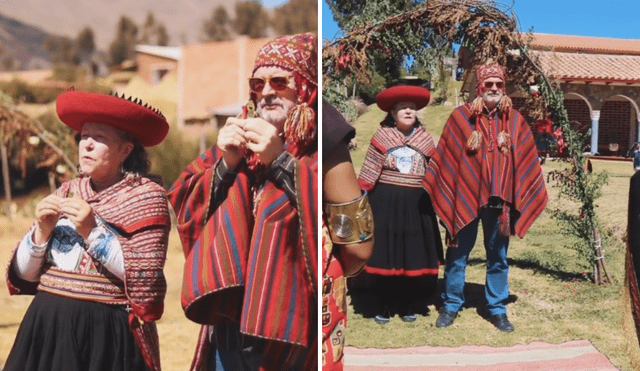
[{"x1": 256, "y1": 97, "x2": 291, "y2": 127}]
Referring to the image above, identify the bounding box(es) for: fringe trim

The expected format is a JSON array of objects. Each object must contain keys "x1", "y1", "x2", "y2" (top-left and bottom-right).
[
  {"x1": 497, "y1": 131, "x2": 512, "y2": 154},
  {"x1": 466, "y1": 130, "x2": 483, "y2": 153}
]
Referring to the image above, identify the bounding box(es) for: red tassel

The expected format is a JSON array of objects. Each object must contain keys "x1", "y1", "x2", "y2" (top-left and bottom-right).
[{"x1": 498, "y1": 204, "x2": 510, "y2": 236}]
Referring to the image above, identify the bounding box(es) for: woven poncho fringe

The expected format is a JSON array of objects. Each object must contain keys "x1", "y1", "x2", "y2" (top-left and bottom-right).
[
  {"x1": 358, "y1": 126, "x2": 436, "y2": 191},
  {"x1": 6, "y1": 174, "x2": 171, "y2": 371},
  {"x1": 168, "y1": 146, "x2": 318, "y2": 370},
  {"x1": 423, "y1": 103, "x2": 547, "y2": 240}
]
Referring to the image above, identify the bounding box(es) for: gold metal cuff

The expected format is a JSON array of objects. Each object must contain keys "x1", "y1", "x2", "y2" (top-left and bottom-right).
[{"x1": 324, "y1": 190, "x2": 374, "y2": 245}]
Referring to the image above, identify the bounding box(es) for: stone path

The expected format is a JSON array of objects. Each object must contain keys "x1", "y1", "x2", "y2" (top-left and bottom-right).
[{"x1": 344, "y1": 340, "x2": 619, "y2": 370}]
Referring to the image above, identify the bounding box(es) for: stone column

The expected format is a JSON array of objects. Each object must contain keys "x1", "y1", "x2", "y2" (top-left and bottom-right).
[{"x1": 591, "y1": 110, "x2": 600, "y2": 154}]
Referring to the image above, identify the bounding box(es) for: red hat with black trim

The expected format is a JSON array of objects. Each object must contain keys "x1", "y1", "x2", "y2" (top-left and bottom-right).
[
  {"x1": 376, "y1": 85, "x2": 431, "y2": 112},
  {"x1": 56, "y1": 90, "x2": 169, "y2": 147}
]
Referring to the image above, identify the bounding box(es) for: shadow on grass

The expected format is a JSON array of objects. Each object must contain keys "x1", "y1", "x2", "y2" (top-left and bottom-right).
[
  {"x1": 469, "y1": 257, "x2": 587, "y2": 282},
  {"x1": 348, "y1": 271, "x2": 440, "y2": 319}
]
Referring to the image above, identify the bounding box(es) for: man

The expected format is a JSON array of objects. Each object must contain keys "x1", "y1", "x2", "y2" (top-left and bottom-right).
[
  {"x1": 322, "y1": 101, "x2": 374, "y2": 370},
  {"x1": 423, "y1": 63, "x2": 548, "y2": 332},
  {"x1": 168, "y1": 33, "x2": 317, "y2": 370}
]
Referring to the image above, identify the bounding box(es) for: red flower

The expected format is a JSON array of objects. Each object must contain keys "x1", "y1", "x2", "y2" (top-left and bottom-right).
[{"x1": 535, "y1": 117, "x2": 553, "y2": 134}]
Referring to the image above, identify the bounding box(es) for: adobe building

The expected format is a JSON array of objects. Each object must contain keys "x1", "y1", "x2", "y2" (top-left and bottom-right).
[
  {"x1": 134, "y1": 37, "x2": 272, "y2": 135},
  {"x1": 460, "y1": 33, "x2": 640, "y2": 155}
]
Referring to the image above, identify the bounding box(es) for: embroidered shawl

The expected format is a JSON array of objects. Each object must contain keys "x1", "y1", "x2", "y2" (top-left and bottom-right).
[
  {"x1": 423, "y1": 104, "x2": 548, "y2": 239},
  {"x1": 167, "y1": 145, "x2": 318, "y2": 369},
  {"x1": 358, "y1": 126, "x2": 436, "y2": 191},
  {"x1": 7, "y1": 174, "x2": 170, "y2": 371}
]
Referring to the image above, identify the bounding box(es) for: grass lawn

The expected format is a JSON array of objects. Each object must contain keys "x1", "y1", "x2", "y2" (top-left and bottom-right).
[{"x1": 346, "y1": 100, "x2": 640, "y2": 370}]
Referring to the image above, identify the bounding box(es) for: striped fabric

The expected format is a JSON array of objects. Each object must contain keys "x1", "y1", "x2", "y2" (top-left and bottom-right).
[
  {"x1": 168, "y1": 145, "x2": 318, "y2": 370},
  {"x1": 359, "y1": 126, "x2": 435, "y2": 191},
  {"x1": 6, "y1": 174, "x2": 171, "y2": 371},
  {"x1": 423, "y1": 104, "x2": 548, "y2": 239}
]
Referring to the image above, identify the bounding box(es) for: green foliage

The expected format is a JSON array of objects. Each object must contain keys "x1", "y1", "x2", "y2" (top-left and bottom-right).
[
  {"x1": 325, "y1": 0, "x2": 453, "y2": 101},
  {"x1": 0, "y1": 79, "x2": 64, "y2": 104},
  {"x1": 234, "y1": 1, "x2": 269, "y2": 38},
  {"x1": 76, "y1": 26, "x2": 96, "y2": 57},
  {"x1": 272, "y1": 0, "x2": 318, "y2": 35},
  {"x1": 108, "y1": 15, "x2": 139, "y2": 66},
  {"x1": 51, "y1": 65, "x2": 85, "y2": 82},
  {"x1": 540, "y1": 79, "x2": 611, "y2": 282},
  {"x1": 139, "y1": 10, "x2": 170, "y2": 46},
  {"x1": 323, "y1": 81, "x2": 360, "y2": 125},
  {"x1": 147, "y1": 129, "x2": 207, "y2": 189},
  {"x1": 201, "y1": 5, "x2": 232, "y2": 42}
]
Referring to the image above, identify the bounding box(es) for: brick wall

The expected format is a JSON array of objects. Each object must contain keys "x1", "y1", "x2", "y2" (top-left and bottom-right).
[
  {"x1": 599, "y1": 100, "x2": 632, "y2": 154},
  {"x1": 564, "y1": 99, "x2": 591, "y2": 135}
]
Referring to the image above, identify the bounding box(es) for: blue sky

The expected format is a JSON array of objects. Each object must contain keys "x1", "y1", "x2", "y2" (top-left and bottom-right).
[{"x1": 322, "y1": 0, "x2": 640, "y2": 41}]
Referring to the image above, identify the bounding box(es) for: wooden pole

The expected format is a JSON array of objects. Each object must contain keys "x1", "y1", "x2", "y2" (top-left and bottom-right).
[{"x1": 1, "y1": 142, "x2": 13, "y2": 220}]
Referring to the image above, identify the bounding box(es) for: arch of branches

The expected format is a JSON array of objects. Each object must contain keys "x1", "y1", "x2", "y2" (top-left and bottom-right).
[
  {"x1": 0, "y1": 103, "x2": 77, "y2": 220},
  {"x1": 322, "y1": 0, "x2": 611, "y2": 284}
]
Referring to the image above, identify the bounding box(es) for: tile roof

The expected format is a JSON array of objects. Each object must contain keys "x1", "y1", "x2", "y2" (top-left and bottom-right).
[
  {"x1": 533, "y1": 50, "x2": 640, "y2": 84},
  {"x1": 528, "y1": 33, "x2": 640, "y2": 56}
]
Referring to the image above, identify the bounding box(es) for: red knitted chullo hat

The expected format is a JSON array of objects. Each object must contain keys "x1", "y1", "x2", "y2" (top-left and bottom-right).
[
  {"x1": 56, "y1": 90, "x2": 169, "y2": 147},
  {"x1": 376, "y1": 85, "x2": 431, "y2": 112},
  {"x1": 250, "y1": 33, "x2": 318, "y2": 159}
]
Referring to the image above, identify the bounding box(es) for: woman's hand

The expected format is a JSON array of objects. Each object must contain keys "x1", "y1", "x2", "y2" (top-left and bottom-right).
[
  {"x1": 61, "y1": 197, "x2": 96, "y2": 240},
  {"x1": 34, "y1": 194, "x2": 62, "y2": 245}
]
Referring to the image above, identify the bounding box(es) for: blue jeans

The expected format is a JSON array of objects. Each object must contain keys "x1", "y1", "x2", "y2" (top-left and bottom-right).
[{"x1": 441, "y1": 207, "x2": 510, "y2": 316}]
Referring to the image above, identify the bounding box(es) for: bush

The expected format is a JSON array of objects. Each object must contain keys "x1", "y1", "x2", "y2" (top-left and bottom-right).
[
  {"x1": 147, "y1": 128, "x2": 212, "y2": 189},
  {"x1": 0, "y1": 78, "x2": 65, "y2": 104},
  {"x1": 51, "y1": 65, "x2": 85, "y2": 82}
]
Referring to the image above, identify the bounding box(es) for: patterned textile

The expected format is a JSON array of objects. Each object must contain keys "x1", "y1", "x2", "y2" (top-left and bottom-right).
[
  {"x1": 322, "y1": 233, "x2": 347, "y2": 371},
  {"x1": 253, "y1": 33, "x2": 317, "y2": 92},
  {"x1": 168, "y1": 144, "x2": 318, "y2": 370},
  {"x1": 423, "y1": 104, "x2": 548, "y2": 239},
  {"x1": 249, "y1": 33, "x2": 318, "y2": 162},
  {"x1": 358, "y1": 126, "x2": 435, "y2": 191},
  {"x1": 476, "y1": 64, "x2": 506, "y2": 90},
  {"x1": 6, "y1": 174, "x2": 170, "y2": 371}
]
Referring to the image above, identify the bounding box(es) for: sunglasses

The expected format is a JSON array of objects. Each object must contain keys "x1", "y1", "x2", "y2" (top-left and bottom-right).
[
  {"x1": 248, "y1": 76, "x2": 291, "y2": 93},
  {"x1": 483, "y1": 81, "x2": 504, "y2": 89}
]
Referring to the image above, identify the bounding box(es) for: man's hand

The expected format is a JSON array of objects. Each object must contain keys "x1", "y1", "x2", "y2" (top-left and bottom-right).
[
  {"x1": 60, "y1": 198, "x2": 96, "y2": 240},
  {"x1": 34, "y1": 194, "x2": 62, "y2": 245},
  {"x1": 242, "y1": 117, "x2": 284, "y2": 166},
  {"x1": 218, "y1": 117, "x2": 248, "y2": 170}
]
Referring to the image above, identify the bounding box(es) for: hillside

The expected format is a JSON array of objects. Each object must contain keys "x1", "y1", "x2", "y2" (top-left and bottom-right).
[
  {"x1": 0, "y1": 0, "x2": 274, "y2": 52},
  {"x1": 0, "y1": 12, "x2": 54, "y2": 70}
]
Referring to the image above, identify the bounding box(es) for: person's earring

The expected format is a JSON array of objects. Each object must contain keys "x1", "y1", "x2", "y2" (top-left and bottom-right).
[
  {"x1": 76, "y1": 164, "x2": 83, "y2": 176},
  {"x1": 120, "y1": 164, "x2": 125, "y2": 176}
]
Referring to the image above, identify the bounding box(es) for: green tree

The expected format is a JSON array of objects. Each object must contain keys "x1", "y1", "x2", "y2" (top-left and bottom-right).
[
  {"x1": 139, "y1": 11, "x2": 170, "y2": 46},
  {"x1": 45, "y1": 36, "x2": 81, "y2": 65},
  {"x1": 324, "y1": 0, "x2": 448, "y2": 105},
  {"x1": 272, "y1": 0, "x2": 317, "y2": 35},
  {"x1": 76, "y1": 26, "x2": 95, "y2": 60},
  {"x1": 234, "y1": 1, "x2": 268, "y2": 38},
  {"x1": 108, "y1": 15, "x2": 138, "y2": 66},
  {"x1": 201, "y1": 5, "x2": 232, "y2": 42}
]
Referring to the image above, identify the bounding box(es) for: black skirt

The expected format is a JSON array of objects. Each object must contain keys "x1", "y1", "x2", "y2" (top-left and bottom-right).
[
  {"x1": 365, "y1": 183, "x2": 444, "y2": 277},
  {"x1": 4, "y1": 291, "x2": 148, "y2": 371}
]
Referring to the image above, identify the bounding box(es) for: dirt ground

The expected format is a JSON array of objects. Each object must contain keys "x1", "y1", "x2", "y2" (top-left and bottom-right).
[{"x1": 0, "y1": 215, "x2": 200, "y2": 370}]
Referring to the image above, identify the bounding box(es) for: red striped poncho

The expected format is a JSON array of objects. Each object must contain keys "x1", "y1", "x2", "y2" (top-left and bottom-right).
[
  {"x1": 423, "y1": 104, "x2": 548, "y2": 239},
  {"x1": 168, "y1": 146, "x2": 317, "y2": 370}
]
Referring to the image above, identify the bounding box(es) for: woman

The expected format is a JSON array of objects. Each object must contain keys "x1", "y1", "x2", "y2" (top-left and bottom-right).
[
  {"x1": 4, "y1": 90, "x2": 171, "y2": 371},
  {"x1": 358, "y1": 84, "x2": 444, "y2": 324}
]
